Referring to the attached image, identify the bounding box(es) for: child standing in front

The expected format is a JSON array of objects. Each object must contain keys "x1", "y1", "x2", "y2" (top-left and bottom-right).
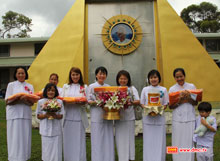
[
  {"x1": 36, "y1": 83, "x2": 64, "y2": 161},
  {"x1": 194, "y1": 102, "x2": 217, "y2": 161},
  {"x1": 140, "y1": 70, "x2": 169, "y2": 161}
]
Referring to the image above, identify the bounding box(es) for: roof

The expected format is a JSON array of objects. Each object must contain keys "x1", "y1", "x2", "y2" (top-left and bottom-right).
[
  {"x1": 0, "y1": 37, "x2": 49, "y2": 44},
  {"x1": 194, "y1": 33, "x2": 220, "y2": 38},
  {"x1": 85, "y1": 0, "x2": 150, "y2": 2},
  {"x1": 0, "y1": 57, "x2": 35, "y2": 67}
]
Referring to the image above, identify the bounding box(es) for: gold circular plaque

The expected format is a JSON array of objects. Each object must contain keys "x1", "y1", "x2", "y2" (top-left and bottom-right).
[{"x1": 102, "y1": 15, "x2": 143, "y2": 55}]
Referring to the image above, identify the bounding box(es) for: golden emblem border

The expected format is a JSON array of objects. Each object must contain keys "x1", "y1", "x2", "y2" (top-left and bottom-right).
[{"x1": 102, "y1": 15, "x2": 143, "y2": 55}]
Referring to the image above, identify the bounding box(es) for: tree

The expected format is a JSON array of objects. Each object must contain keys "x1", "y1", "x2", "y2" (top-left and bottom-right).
[
  {"x1": 180, "y1": 2, "x2": 220, "y2": 33},
  {"x1": 0, "y1": 11, "x2": 32, "y2": 38}
]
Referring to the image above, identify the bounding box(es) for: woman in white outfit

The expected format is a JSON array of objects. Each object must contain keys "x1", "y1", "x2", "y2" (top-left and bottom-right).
[
  {"x1": 62, "y1": 67, "x2": 88, "y2": 161},
  {"x1": 115, "y1": 70, "x2": 140, "y2": 161},
  {"x1": 48, "y1": 73, "x2": 62, "y2": 95},
  {"x1": 5, "y1": 67, "x2": 34, "y2": 161},
  {"x1": 140, "y1": 69, "x2": 169, "y2": 161},
  {"x1": 169, "y1": 68, "x2": 198, "y2": 161},
  {"x1": 87, "y1": 66, "x2": 115, "y2": 161}
]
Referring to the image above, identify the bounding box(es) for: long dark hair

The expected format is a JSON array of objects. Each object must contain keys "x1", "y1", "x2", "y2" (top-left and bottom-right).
[
  {"x1": 68, "y1": 67, "x2": 84, "y2": 86},
  {"x1": 43, "y1": 83, "x2": 59, "y2": 98}
]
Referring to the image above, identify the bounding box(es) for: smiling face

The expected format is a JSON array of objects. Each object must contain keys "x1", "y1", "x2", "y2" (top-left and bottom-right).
[
  {"x1": 149, "y1": 74, "x2": 159, "y2": 87},
  {"x1": 118, "y1": 74, "x2": 128, "y2": 86},
  {"x1": 16, "y1": 68, "x2": 26, "y2": 82},
  {"x1": 71, "y1": 71, "x2": 80, "y2": 84},
  {"x1": 174, "y1": 71, "x2": 185, "y2": 86},
  {"x1": 47, "y1": 86, "x2": 56, "y2": 99},
  {"x1": 49, "y1": 75, "x2": 58, "y2": 85},
  {"x1": 96, "y1": 71, "x2": 107, "y2": 85}
]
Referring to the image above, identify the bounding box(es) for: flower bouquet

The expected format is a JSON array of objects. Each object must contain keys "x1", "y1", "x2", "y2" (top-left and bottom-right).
[
  {"x1": 41, "y1": 99, "x2": 62, "y2": 119},
  {"x1": 94, "y1": 86, "x2": 130, "y2": 120}
]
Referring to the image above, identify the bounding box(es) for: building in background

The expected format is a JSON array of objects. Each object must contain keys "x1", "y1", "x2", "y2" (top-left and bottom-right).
[{"x1": 0, "y1": 37, "x2": 48, "y2": 97}]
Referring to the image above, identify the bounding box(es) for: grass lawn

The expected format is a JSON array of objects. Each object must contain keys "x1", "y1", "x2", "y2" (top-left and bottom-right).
[{"x1": 0, "y1": 99, "x2": 219, "y2": 161}]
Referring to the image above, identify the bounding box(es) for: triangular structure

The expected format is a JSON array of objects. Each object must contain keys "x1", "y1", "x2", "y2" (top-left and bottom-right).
[
  {"x1": 27, "y1": 0, "x2": 85, "y2": 92},
  {"x1": 155, "y1": 0, "x2": 220, "y2": 101}
]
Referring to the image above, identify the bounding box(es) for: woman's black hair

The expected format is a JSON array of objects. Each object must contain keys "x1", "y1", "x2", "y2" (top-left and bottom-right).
[
  {"x1": 116, "y1": 70, "x2": 131, "y2": 87},
  {"x1": 43, "y1": 83, "x2": 59, "y2": 98},
  {"x1": 147, "y1": 69, "x2": 161, "y2": 84},
  {"x1": 198, "y1": 102, "x2": 212, "y2": 112},
  {"x1": 13, "y1": 66, "x2": 28, "y2": 80},
  {"x1": 95, "y1": 66, "x2": 108, "y2": 80},
  {"x1": 68, "y1": 67, "x2": 84, "y2": 86},
  {"x1": 173, "y1": 68, "x2": 185, "y2": 77}
]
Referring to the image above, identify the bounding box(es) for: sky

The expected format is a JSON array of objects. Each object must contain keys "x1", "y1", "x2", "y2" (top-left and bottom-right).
[{"x1": 0, "y1": 0, "x2": 219, "y2": 37}]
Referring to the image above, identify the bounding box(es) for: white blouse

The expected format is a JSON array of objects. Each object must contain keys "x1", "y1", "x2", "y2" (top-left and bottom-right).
[
  {"x1": 5, "y1": 80, "x2": 34, "y2": 120},
  {"x1": 62, "y1": 83, "x2": 87, "y2": 121},
  {"x1": 141, "y1": 85, "x2": 169, "y2": 125},
  {"x1": 36, "y1": 98, "x2": 64, "y2": 136},
  {"x1": 169, "y1": 82, "x2": 196, "y2": 122},
  {"x1": 87, "y1": 82, "x2": 110, "y2": 123},
  {"x1": 119, "y1": 86, "x2": 140, "y2": 121}
]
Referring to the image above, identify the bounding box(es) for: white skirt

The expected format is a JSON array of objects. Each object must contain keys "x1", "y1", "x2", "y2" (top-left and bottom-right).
[
  {"x1": 63, "y1": 120, "x2": 86, "y2": 161},
  {"x1": 91, "y1": 121, "x2": 114, "y2": 161},
  {"x1": 172, "y1": 121, "x2": 195, "y2": 161},
  {"x1": 7, "y1": 119, "x2": 32, "y2": 161},
  {"x1": 41, "y1": 135, "x2": 62, "y2": 161},
  {"x1": 143, "y1": 123, "x2": 166, "y2": 161},
  {"x1": 115, "y1": 120, "x2": 135, "y2": 161}
]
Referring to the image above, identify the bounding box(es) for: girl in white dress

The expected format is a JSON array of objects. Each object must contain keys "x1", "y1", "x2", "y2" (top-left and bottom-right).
[
  {"x1": 115, "y1": 70, "x2": 140, "y2": 161},
  {"x1": 169, "y1": 68, "x2": 198, "y2": 161},
  {"x1": 5, "y1": 67, "x2": 34, "y2": 161},
  {"x1": 140, "y1": 69, "x2": 169, "y2": 161},
  {"x1": 62, "y1": 67, "x2": 88, "y2": 161},
  {"x1": 48, "y1": 73, "x2": 62, "y2": 95},
  {"x1": 87, "y1": 66, "x2": 114, "y2": 161},
  {"x1": 36, "y1": 83, "x2": 64, "y2": 161}
]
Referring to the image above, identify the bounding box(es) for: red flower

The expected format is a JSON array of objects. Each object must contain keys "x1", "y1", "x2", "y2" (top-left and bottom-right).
[{"x1": 24, "y1": 86, "x2": 32, "y2": 94}]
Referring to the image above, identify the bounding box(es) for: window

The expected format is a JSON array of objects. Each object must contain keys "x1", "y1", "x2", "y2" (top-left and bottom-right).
[
  {"x1": 0, "y1": 45, "x2": 10, "y2": 57},
  {"x1": 0, "y1": 68, "x2": 9, "y2": 98},
  {"x1": 35, "y1": 43, "x2": 46, "y2": 55},
  {"x1": 205, "y1": 39, "x2": 218, "y2": 52},
  {"x1": 217, "y1": 39, "x2": 220, "y2": 51}
]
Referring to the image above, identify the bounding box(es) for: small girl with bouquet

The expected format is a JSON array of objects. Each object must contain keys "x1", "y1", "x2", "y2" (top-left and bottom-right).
[{"x1": 36, "y1": 83, "x2": 64, "y2": 161}]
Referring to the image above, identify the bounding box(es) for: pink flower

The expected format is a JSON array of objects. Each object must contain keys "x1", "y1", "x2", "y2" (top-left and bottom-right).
[{"x1": 24, "y1": 86, "x2": 32, "y2": 94}]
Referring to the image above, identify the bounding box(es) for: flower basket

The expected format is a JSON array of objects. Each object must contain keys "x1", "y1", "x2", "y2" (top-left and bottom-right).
[
  {"x1": 94, "y1": 86, "x2": 130, "y2": 120},
  {"x1": 103, "y1": 107, "x2": 120, "y2": 120}
]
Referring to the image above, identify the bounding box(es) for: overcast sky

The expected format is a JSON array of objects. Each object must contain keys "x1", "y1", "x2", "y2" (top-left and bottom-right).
[{"x1": 0, "y1": 0, "x2": 219, "y2": 37}]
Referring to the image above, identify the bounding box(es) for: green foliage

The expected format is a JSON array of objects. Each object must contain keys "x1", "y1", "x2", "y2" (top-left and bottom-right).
[
  {"x1": 180, "y1": 2, "x2": 220, "y2": 33},
  {"x1": 0, "y1": 10, "x2": 32, "y2": 38}
]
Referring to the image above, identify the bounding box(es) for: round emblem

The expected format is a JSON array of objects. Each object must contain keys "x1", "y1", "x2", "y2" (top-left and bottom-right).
[{"x1": 102, "y1": 15, "x2": 143, "y2": 55}]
